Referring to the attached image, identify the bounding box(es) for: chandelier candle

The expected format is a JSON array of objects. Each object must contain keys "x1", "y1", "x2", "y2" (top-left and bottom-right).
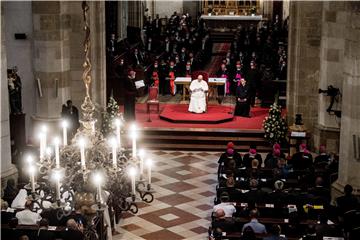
[
  {"x1": 79, "y1": 138, "x2": 86, "y2": 170},
  {"x1": 62, "y1": 120, "x2": 68, "y2": 146},
  {"x1": 94, "y1": 173, "x2": 103, "y2": 204},
  {"x1": 53, "y1": 171, "x2": 61, "y2": 200},
  {"x1": 110, "y1": 137, "x2": 117, "y2": 169},
  {"x1": 29, "y1": 165, "x2": 36, "y2": 192},
  {"x1": 40, "y1": 125, "x2": 47, "y2": 161},
  {"x1": 54, "y1": 137, "x2": 60, "y2": 168},
  {"x1": 146, "y1": 159, "x2": 152, "y2": 185},
  {"x1": 129, "y1": 167, "x2": 137, "y2": 196},
  {"x1": 131, "y1": 125, "x2": 137, "y2": 159},
  {"x1": 139, "y1": 149, "x2": 144, "y2": 177},
  {"x1": 114, "y1": 118, "x2": 121, "y2": 148}
]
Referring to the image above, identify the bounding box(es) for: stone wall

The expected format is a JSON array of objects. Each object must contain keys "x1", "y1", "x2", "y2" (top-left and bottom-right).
[
  {"x1": 1, "y1": 2, "x2": 18, "y2": 186},
  {"x1": 287, "y1": 1, "x2": 323, "y2": 140},
  {"x1": 4, "y1": 2, "x2": 35, "y2": 141},
  {"x1": 155, "y1": 0, "x2": 183, "y2": 18},
  {"x1": 333, "y1": 2, "x2": 360, "y2": 197}
]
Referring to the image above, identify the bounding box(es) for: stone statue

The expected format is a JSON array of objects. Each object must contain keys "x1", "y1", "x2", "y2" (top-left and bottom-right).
[{"x1": 7, "y1": 68, "x2": 22, "y2": 114}]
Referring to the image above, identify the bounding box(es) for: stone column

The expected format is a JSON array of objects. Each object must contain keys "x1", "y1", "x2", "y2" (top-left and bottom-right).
[
  {"x1": 89, "y1": 1, "x2": 106, "y2": 110},
  {"x1": 313, "y1": 1, "x2": 347, "y2": 153},
  {"x1": 287, "y1": 1, "x2": 323, "y2": 146},
  {"x1": 31, "y1": 1, "x2": 71, "y2": 137},
  {"x1": 332, "y1": 2, "x2": 360, "y2": 197},
  {"x1": 118, "y1": 1, "x2": 129, "y2": 40},
  {"x1": 1, "y1": 2, "x2": 18, "y2": 185}
]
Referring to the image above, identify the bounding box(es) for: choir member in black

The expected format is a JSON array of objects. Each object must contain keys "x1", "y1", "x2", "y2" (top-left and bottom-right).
[
  {"x1": 245, "y1": 61, "x2": 261, "y2": 106},
  {"x1": 131, "y1": 48, "x2": 144, "y2": 67},
  {"x1": 124, "y1": 69, "x2": 137, "y2": 121},
  {"x1": 152, "y1": 14, "x2": 161, "y2": 35},
  {"x1": 216, "y1": 63, "x2": 229, "y2": 97},
  {"x1": 159, "y1": 59, "x2": 169, "y2": 95},
  {"x1": 235, "y1": 78, "x2": 251, "y2": 117}
]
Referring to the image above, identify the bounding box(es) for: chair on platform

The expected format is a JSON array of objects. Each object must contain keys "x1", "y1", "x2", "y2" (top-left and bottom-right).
[{"x1": 146, "y1": 86, "x2": 160, "y2": 114}]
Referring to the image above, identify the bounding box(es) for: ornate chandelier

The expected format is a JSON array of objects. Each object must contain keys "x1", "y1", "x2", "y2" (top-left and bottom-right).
[{"x1": 24, "y1": 1, "x2": 154, "y2": 237}]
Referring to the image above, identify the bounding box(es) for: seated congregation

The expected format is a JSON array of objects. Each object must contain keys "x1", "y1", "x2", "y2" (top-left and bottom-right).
[{"x1": 209, "y1": 142, "x2": 360, "y2": 240}]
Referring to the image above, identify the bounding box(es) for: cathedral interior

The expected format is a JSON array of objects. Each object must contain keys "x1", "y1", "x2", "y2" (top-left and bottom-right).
[{"x1": 1, "y1": 1, "x2": 360, "y2": 240}]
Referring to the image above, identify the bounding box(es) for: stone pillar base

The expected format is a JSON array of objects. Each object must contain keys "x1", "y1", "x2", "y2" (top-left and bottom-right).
[
  {"x1": 1, "y1": 164, "x2": 18, "y2": 189},
  {"x1": 313, "y1": 124, "x2": 340, "y2": 153}
]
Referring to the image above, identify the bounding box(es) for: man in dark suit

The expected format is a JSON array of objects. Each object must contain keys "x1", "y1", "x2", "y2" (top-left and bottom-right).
[
  {"x1": 314, "y1": 145, "x2": 330, "y2": 165},
  {"x1": 308, "y1": 176, "x2": 331, "y2": 206},
  {"x1": 336, "y1": 184, "x2": 359, "y2": 215},
  {"x1": 124, "y1": 69, "x2": 137, "y2": 121},
  {"x1": 243, "y1": 179, "x2": 267, "y2": 205}
]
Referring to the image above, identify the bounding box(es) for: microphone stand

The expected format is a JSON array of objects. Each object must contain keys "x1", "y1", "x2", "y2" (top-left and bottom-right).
[{"x1": 228, "y1": 79, "x2": 235, "y2": 115}]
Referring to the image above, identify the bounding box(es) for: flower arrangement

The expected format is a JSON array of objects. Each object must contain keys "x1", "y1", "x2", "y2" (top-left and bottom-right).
[
  {"x1": 101, "y1": 95, "x2": 120, "y2": 136},
  {"x1": 263, "y1": 103, "x2": 288, "y2": 144},
  {"x1": 250, "y1": 6, "x2": 256, "y2": 15}
]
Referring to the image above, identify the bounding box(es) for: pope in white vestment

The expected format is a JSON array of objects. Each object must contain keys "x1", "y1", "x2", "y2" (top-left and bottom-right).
[{"x1": 188, "y1": 75, "x2": 208, "y2": 113}]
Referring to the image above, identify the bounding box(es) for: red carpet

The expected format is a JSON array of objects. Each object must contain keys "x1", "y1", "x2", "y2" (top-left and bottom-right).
[
  {"x1": 159, "y1": 104, "x2": 234, "y2": 123},
  {"x1": 121, "y1": 103, "x2": 271, "y2": 130}
]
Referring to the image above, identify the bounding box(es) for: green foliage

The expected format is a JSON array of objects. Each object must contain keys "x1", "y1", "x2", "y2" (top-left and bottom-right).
[
  {"x1": 262, "y1": 103, "x2": 288, "y2": 144},
  {"x1": 102, "y1": 96, "x2": 120, "y2": 136}
]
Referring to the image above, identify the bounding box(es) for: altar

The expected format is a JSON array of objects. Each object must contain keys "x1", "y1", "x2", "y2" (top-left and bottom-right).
[{"x1": 175, "y1": 77, "x2": 226, "y2": 102}]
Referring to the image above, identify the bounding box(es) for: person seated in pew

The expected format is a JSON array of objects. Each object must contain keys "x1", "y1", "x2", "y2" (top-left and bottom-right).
[
  {"x1": 213, "y1": 202, "x2": 236, "y2": 218},
  {"x1": 218, "y1": 142, "x2": 243, "y2": 169},
  {"x1": 272, "y1": 158, "x2": 290, "y2": 180},
  {"x1": 315, "y1": 213, "x2": 342, "y2": 239},
  {"x1": 243, "y1": 179, "x2": 267, "y2": 205},
  {"x1": 61, "y1": 218, "x2": 85, "y2": 240},
  {"x1": 266, "y1": 180, "x2": 289, "y2": 208},
  {"x1": 243, "y1": 147, "x2": 263, "y2": 169},
  {"x1": 1, "y1": 199, "x2": 15, "y2": 224},
  {"x1": 211, "y1": 208, "x2": 236, "y2": 235},
  {"x1": 15, "y1": 200, "x2": 42, "y2": 225},
  {"x1": 242, "y1": 209, "x2": 267, "y2": 234},
  {"x1": 37, "y1": 218, "x2": 56, "y2": 240},
  {"x1": 263, "y1": 224, "x2": 287, "y2": 240},
  {"x1": 299, "y1": 225, "x2": 317, "y2": 240},
  {"x1": 307, "y1": 176, "x2": 331, "y2": 206},
  {"x1": 314, "y1": 145, "x2": 331, "y2": 166},
  {"x1": 265, "y1": 148, "x2": 284, "y2": 169},
  {"x1": 336, "y1": 184, "x2": 359, "y2": 216},
  {"x1": 241, "y1": 226, "x2": 257, "y2": 240},
  {"x1": 246, "y1": 159, "x2": 262, "y2": 179}
]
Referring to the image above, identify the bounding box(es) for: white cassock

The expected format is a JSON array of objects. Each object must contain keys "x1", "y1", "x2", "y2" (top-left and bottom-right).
[{"x1": 188, "y1": 80, "x2": 208, "y2": 113}]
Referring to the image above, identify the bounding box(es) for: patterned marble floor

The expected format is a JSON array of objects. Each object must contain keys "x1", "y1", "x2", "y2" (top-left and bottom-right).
[{"x1": 113, "y1": 150, "x2": 221, "y2": 240}]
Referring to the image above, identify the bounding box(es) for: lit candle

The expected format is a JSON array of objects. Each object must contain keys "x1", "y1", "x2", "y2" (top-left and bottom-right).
[
  {"x1": 61, "y1": 120, "x2": 68, "y2": 146},
  {"x1": 93, "y1": 173, "x2": 103, "y2": 203},
  {"x1": 131, "y1": 124, "x2": 137, "y2": 159},
  {"x1": 29, "y1": 165, "x2": 36, "y2": 192},
  {"x1": 109, "y1": 137, "x2": 117, "y2": 169},
  {"x1": 114, "y1": 118, "x2": 121, "y2": 149},
  {"x1": 139, "y1": 149, "x2": 145, "y2": 176},
  {"x1": 42, "y1": 125, "x2": 47, "y2": 156},
  {"x1": 79, "y1": 138, "x2": 86, "y2": 170},
  {"x1": 54, "y1": 137, "x2": 60, "y2": 168},
  {"x1": 129, "y1": 167, "x2": 137, "y2": 195},
  {"x1": 53, "y1": 171, "x2": 61, "y2": 200},
  {"x1": 39, "y1": 132, "x2": 45, "y2": 160},
  {"x1": 146, "y1": 159, "x2": 152, "y2": 185}
]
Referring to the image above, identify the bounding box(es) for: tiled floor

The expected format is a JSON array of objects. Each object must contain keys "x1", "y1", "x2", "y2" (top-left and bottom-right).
[{"x1": 114, "y1": 150, "x2": 221, "y2": 240}]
